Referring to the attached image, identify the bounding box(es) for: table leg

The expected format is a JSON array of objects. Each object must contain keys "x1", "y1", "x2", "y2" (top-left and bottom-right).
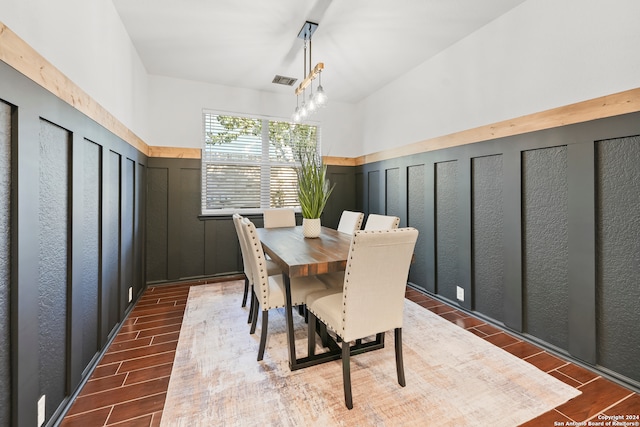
[{"x1": 283, "y1": 273, "x2": 297, "y2": 369}]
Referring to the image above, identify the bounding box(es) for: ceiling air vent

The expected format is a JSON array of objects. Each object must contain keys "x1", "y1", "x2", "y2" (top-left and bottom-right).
[{"x1": 272, "y1": 75, "x2": 297, "y2": 86}]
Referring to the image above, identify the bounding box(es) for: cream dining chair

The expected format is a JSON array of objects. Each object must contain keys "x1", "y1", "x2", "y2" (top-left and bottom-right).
[
  {"x1": 336, "y1": 210, "x2": 364, "y2": 235},
  {"x1": 232, "y1": 213, "x2": 280, "y2": 323},
  {"x1": 320, "y1": 212, "x2": 399, "y2": 290},
  {"x1": 306, "y1": 228, "x2": 419, "y2": 409},
  {"x1": 240, "y1": 217, "x2": 328, "y2": 361},
  {"x1": 363, "y1": 213, "x2": 400, "y2": 230},
  {"x1": 263, "y1": 208, "x2": 296, "y2": 228}
]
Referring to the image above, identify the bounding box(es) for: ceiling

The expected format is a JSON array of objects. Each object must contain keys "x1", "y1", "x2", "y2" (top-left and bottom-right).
[{"x1": 112, "y1": 0, "x2": 526, "y2": 104}]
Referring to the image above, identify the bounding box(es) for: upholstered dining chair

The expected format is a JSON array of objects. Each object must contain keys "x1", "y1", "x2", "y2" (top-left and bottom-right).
[
  {"x1": 336, "y1": 210, "x2": 364, "y2": 235},
  {"x1": 363, "y1": 213, "x2": 400, "y2": 230},
  {"x1": 232, "y1": 213, "x2": 280, "y2": 323},
  {"x1": 263, "y1": 208, "x2": 296, "y2": 228},
  {"x1": 240, "y1": 217, "x2": 328, "y2": 361},
  {"x1": 306, "y1": 228, "x2": 419, "y2": 409},
  {"x1": 320, "y1": 210, "x2": 385, "y2": 290}
]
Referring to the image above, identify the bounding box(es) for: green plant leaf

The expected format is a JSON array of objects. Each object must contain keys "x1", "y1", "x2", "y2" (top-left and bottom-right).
[{"x1": 296, "y1": 148, "x2": 335, "y2": 219}]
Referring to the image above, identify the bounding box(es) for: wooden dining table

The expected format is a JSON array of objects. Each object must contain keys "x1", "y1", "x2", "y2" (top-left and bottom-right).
[{"x1": 256, "y1": 225, "x2": 385, "y2": 370}]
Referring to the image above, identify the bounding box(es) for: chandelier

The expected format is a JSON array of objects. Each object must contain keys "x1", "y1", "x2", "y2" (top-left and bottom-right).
[{"x1": 292, "y1": 21, "x2": 327, "y2": 123}]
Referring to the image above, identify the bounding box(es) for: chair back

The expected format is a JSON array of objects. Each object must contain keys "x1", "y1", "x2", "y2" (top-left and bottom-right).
[
  {"x1": 340, "y1": 228, "x2": 418, "y2": 342},
  {"x1": 364, "y1": 214, "x2": 400, "y2": 230},
  {"x1": 336, "y1": 210, "x2": 364, "y2": 235},
  {"x1": 240, "y1": 217, "x2": 271, "y2": 305},
  {"x1": 232, "y1": 213, "x2": 252, "y2": 283},
  {"x1": 263, "y1": 208, "x2": 296, "y2": 228}
]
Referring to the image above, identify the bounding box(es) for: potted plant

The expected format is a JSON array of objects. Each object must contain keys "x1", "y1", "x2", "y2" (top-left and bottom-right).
[{"x1": 296, "y1": 147, "x2": 335, "y2": 238}]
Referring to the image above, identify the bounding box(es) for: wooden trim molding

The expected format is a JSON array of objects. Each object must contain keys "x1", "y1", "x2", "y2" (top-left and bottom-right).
[
  {"x1": 353, "y1": 87, "x2": 640, "y2": 165},
  {"x1": 3, "y1": 21, "x2": 639, "y2": 165},
  {"x1": 322, "y1": 156, "x2": 357, "y2": 167},
  {"x1": 147, "y1": 146, "x2": 201, "y2": 159},
  {"x1": 0, "y1": 22, "x2": 150, "y2": 156}
]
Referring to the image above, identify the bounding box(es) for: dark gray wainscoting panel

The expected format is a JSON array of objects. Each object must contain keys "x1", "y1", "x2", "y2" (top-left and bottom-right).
[
  {"x1": 204, "y1": 216, "x2": 239, "y2": 275},
  {"x1": 38, "y1": 119, "x2": 70, "y2": 421},
  {"x1": 368, "y1": 170, "x2": 381, "y2": 214},
  {"x1": 355, "y1": 172, "x2": 364, "y2": 213},
  {"x1": 435, "y1": 160, "x2": 459, "y2": 301},
  {"x1": 1, "y1": 60, "x2": 147, "y2": 426},
  {"x1": 146, "y1": 166, "x2": 168, "y2": 282},
  {"x1": 146, "y1": 158, "x2": 244, "y2": 283},
  {"x1": 78, "y1": 139, "x2": 101, "y2": 371},
  {"x1": 356, "y1": 166, "x2": 369, "y2": 212},
  {"x1": 135, "y1": 162, "x2": 146, "y2": 299},
  {"x1": 352, "y1": 112, "x2": 640, "y2": 388},
  {"x1": 121, "y1": 158, "x2": 135, "y2": 316},
  {"x1": 408, "y1": 164, "x2": 429, "y2": 291},
  {"x1": 522, "y1": 146, "x2": 569, "y2": 350},
  {"x1": 103, "y1": 150, "x2": 121, "y2": 339},
  {"x1": 0, "y1": 100, "x2": 11, "y2": 427},
  {"x1": 385, "y1": 167, "x2": 400, "y2": 218},
  {"x1": 472, "y1": 155, "x2": 505, "y2": 322},
  {"x1": 324, "y1": 166, "x2": 357, "y2": 229},
  {"x1": 180, "y1": 167, "x2": 205, "y2": 278},
  {"x1": 596, "y1": 135, "x2": 640, "y2": 381}
]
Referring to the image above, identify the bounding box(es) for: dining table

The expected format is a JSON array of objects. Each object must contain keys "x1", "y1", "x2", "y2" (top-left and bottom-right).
[{"x1": 256, "y1": 225, "x2": 385, "y2": 371}]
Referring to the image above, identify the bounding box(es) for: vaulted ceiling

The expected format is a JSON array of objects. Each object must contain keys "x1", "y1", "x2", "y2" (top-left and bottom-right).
[{"x1": 113, "y1": 0, "x2": 526, "y2": 103}]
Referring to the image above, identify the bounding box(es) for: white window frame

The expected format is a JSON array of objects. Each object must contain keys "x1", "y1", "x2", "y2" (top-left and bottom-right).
[{"x1": 201, "y1": 109, "x2": 320, "y2": 216}]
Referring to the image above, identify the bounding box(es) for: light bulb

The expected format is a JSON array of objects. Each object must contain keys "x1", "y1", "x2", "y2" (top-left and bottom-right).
[
  {"x1": 299, "y1": 101, "x2": 309, "y2": 119},
  {"x1": 307, "y1": 96, "x2": 317, "y2": 113},
  {"x1": 292, "y1": 107, "x2": 301, "y2": 123},
  {"x1": 314, "y1": 85, "x2": 327, "y2": 107}
]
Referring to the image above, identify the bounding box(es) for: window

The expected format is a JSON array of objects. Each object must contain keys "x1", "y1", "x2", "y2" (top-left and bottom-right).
[{"x1": 201, "y1": 111, "x2": 319, "y2": 215}]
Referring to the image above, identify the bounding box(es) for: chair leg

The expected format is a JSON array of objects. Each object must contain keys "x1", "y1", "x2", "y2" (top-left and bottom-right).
[
  {"x1": 307, "y1": 311, "x2": 316, "y2": 357},
  {"x1": 249, "y1": 292, "x2": 259, "y2": 334},
  {"x1": 247, "y1": 285, "x2": 255, "y2": 324},
  {"x1": 320, "y1": 323, "x2": 329, "y2": 347},
  {"x1": 395, "y1": 328, "x2": 406, "y2": 387},
  {"x1": 342, "y1": 340, "x2": 353, "y2": 409},
  {"x1": 241, "y1": 277, "x2": 249, "y2": 307},
  {"x1": 257, "y1": 310, "x2": 268, "y2": 361}
]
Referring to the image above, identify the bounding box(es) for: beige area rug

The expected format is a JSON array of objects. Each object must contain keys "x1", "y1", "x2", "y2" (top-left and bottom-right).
[{"x1": 160, "y1": 282, "x2": 580, "y2": 427}]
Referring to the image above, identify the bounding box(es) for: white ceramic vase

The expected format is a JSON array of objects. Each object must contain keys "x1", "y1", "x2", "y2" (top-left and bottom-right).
[{"x1": 302, "y1": 218, "x2": 321, "y2": 238}]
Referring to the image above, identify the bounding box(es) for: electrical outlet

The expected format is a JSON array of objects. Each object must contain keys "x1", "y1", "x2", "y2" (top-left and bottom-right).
[
  {"x1": 456, "y1": 286, "x2": 464, "y2": 302},
  {"x1": 37, "y1": 395, "x2": 45, "y2": 427},
  {"x1": 128, "y1": 286, "x2": 133, "y2": 302}
]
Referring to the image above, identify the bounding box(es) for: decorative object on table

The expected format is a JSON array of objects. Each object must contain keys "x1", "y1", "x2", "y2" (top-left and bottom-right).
[{"x1": 296, "y1": 147, "x2": 334, "y2": 238}]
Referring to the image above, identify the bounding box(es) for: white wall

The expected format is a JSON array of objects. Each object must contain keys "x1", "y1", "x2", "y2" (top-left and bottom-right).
[
  {"x1": 359, "y1": 0, "x2": 640, "y2": 156},
  {"x1": 0, "y1": 0, "x2": 151, "y2": 142},
  {"x1": 3, "y1": 0, "x2": 639, "y2": 158},
  {"x1": 147, "y1": 75, "x2": 361, "y2": 157},
  {"x1": 1, "y1": 0, "x2": 359, "y2": 156}
]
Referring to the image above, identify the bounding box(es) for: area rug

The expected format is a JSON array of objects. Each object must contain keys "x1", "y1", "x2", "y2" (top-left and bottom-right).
[{"x1": 160, "y1": 281, "x2": 580, "y2": 426}]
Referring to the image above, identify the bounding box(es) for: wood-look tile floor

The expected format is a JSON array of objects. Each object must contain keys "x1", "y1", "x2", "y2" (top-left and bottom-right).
[{"x1": 60, "y1": 280, "x2": 640, "y2": 427}]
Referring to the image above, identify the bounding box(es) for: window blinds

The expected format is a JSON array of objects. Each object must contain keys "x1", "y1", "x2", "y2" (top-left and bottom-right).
[{"x1": 201, "y1": 112, "x2": 319, "y2": 215}]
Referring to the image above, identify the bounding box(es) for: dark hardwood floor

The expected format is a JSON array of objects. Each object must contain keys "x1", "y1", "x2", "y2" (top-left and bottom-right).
[{"x1": 60, "y1": 279, "x2": 640, "y2": 426}]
